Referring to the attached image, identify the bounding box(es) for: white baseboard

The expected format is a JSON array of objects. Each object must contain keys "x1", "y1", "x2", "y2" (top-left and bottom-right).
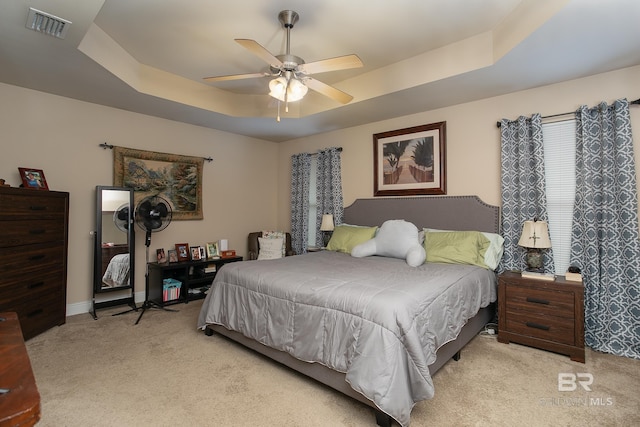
[{"x1": 66, "y1": 291, "x2": 146, "y2": 317}]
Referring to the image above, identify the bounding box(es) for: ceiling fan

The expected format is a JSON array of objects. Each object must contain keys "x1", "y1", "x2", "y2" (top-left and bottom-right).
[{"x1": 203, "y1": 10, "x2": 363, "y2": 117}]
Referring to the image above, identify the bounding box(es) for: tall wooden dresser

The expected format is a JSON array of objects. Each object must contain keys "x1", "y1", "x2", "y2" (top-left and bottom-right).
[{"x1": 0, "y1": 186, "x2": 69, "y2": 340}]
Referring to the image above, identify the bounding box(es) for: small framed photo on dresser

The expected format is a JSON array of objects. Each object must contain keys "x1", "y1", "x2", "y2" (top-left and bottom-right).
[
  {"x1": 168, "y1": 249, "x2": 178, "y2": 263},
  {"x1": 18, "y1": 167, "x2": 49, "y2": 190}
]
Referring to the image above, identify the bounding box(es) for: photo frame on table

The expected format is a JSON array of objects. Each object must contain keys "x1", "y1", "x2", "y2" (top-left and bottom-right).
[
  {"x1": 156, "y1": 248, "x2": 167, "y2": 263},
  {"x1": 168, "y1": 249, "x2": 178, "y2": 263},
  {"x1": 18, "y1": 167, "x2": 49, "y2": 190},
  {"x1": 373, "y1": 121, "x2": 446, "y2": 196},
  {"x1": 206, "y1": 242, "x2": 219, "y2": 259},
  {"x1": 175, "y1": 243, "x2": 189, "y2": 262},
  {"x1": 199, "y1": 246, "x2": 206, "y2": 260},
  {"x1": 190, "y1": 246, "x2": 202, "y2": 261}
]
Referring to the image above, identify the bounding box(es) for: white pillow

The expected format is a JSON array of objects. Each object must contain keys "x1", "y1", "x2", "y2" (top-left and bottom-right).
[
  {"x1": 257, "y1": 237, "x2": 284, "y2": 260},
  {"x1": 351, "y1": 220, "x2": 426, "y2": 267},
  {"x1": 262, "y1": 230, "x2": 286, "y2": 257}
]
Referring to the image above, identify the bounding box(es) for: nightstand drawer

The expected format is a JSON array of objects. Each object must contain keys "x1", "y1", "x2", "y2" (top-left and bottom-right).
[
  {"x1": 505, "y1": 311, "x2": 575, "y2": 345},
  {"x1": 505, "y1": 285, "x2": 575, "y2": 319}
]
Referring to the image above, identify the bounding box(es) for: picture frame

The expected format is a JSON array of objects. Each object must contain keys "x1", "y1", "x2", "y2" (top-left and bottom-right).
[
  {"x1": 190, "y1": 246, "x2": 202, "y2": 261},
  {"x1": 156, "y1": 248, "x2": 167, "y2": 263},
  {"x1": 113, "y1": 147, "x2": 204, "y2": 220},
  {"x1": 373, "y1": 122, "x2": 446, "y2": 197},
  {"x1": 18, "y1": 167, "x2": 49, "y2": 190},
  {"x1": 206, "y1": 242, "x2": 219, "y2": 259},
  {"x1": 168, "y1": 249, "x2": 178, "y2": 263},
  {"x1": 175, "y1": 243, "x2": 190, "y2": 262},
  {"x1": 199, "y1": 246, "x2": 206, "y2": 260}
]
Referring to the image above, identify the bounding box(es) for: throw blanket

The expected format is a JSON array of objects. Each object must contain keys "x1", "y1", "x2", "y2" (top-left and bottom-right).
[
  {"x1": 102, "y1": 253, "x2": 130, "y2": 287},
  {"x1": 197, "y1": 251, "x2": 496, "y2": 426}
]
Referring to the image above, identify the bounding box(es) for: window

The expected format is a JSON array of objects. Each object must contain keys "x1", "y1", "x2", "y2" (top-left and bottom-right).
[
  {"x1": 542, "y1": 119, "x2": 576, "y2": 274},
  {"x1": 307, "y1": 156, "x2": 318, "y2": 247}
]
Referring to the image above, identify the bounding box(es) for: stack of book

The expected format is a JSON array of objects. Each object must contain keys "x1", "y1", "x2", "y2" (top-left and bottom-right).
[{"x1": 521, "y1": 271, "x2": 555, "y2": 281}]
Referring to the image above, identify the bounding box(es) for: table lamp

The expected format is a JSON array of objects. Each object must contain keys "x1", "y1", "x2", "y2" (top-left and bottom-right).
[
  {"x1": 517, "y1": 219, "x2": 552, "y2": 272},
  {"x1": 320, "y1": 214, "x2": 334, "y2": 247}
]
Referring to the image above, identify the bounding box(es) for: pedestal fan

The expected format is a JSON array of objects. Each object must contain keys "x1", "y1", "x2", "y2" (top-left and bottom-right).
[{"x1": 133, "y1": 195, "x2": 174, "y2": 325}]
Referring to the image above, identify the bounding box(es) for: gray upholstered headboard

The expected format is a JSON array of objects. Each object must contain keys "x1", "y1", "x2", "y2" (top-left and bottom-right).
[{"x1": 343, "y1": 196, "x2": 500, "y2": 234}]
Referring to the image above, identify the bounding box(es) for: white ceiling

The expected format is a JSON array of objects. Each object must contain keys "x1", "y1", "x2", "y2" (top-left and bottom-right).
[{"x1": 1, "y1": 0, "x2": 639, "y2": 142}]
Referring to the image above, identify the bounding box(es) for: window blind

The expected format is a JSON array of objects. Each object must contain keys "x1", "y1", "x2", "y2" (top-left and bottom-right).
[{"x1": 542, "y1": 119, "x2": 576, "y2": 274}]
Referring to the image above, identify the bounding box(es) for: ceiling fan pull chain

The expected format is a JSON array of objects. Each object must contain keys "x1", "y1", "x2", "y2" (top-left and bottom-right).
[{"x1": 284, "y1": 76, "x2": 291, "y2": 112}]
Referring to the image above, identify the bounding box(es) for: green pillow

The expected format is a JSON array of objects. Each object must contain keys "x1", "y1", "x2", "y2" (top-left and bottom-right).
[
  {"x1": 424, "y1": 230, "x2": 490, "y2": 268},
  {"x1": 326, "y1": 225, "x2": 378, "y2": 254},
  {"x1": 425, "y1": 228, "x2": 504, "y2": 270}
]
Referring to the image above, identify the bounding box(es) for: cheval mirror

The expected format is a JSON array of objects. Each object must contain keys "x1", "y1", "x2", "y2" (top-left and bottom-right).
[{"x1": 91, "y1": 186, "x2": 136, "y2": 319}]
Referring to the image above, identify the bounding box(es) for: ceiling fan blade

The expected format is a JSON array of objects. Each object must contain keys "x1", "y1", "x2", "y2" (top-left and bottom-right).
[
  {"x1": 304, "y1": 78, "x2": 354, "y2": 104},
  {"x1": 297, "y1": 54, "x2": 363, "y2": 75},
  {"x1": 235, "y1": 39, "x2": 283, "y2": 68},
  {"x1": 203, "y1": 72, "x2": 269, "y2": 82}
]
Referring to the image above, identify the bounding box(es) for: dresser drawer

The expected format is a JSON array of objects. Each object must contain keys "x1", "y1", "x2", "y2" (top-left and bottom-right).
[
  {"x1": 505, "y1": 311, "x2": 575, "y2": 346},
  {"x1": 0, "y1": 220, "x2": 66, "y2": 247},
  {"x1": 0, "y1": 192, "x2": 67, "y2": 220},
  {"x1": 0, "y1": 242, "x2": 64, "y2": 277},
  {"x1": 0, "y1": 268, "x2": 65, "y2": 300},
  {"x1": 504, "y1": 284, "x2": 575, "y2": 319},
  {"x1": 2, "y1": 287, "x2": 65, "y2": 340}
]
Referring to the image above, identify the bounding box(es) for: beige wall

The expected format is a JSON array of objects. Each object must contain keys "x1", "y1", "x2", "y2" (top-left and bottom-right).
[
  {"x1": 277, "y1": 65, "x2": 640, "y2": 230},
  {"x1": 2, "y1": 64, "x2": 639, "y2": 315},
  {"x1": 0, "y1": 82, "x2": 279, "y2": 314}
]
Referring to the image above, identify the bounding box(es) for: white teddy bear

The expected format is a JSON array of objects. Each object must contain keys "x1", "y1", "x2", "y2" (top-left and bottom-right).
[{"x1": 351, "y1": 219, "x2": 426, "y2": 267}]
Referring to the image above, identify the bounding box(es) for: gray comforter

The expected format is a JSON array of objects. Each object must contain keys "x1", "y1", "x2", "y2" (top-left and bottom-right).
[{"x1": 197, "y1": 250, "x2": 496, "y2": 426}]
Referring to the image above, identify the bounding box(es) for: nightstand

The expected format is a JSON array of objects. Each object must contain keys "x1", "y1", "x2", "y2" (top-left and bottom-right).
[{"x1": 497, "y1": 271, "x2": 585, "y2": 363}]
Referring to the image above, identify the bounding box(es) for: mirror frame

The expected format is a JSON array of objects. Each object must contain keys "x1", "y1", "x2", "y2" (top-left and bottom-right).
[{"x1": 92, "y1": 186, "x2": 136, "y2": 318}]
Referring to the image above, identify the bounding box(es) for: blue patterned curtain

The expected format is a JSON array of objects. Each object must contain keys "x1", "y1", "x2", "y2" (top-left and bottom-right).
[
  {"x1": 499, "y1": 114, "x2": 553, "y2": 272},
  {"x1": 315, "y1": 147, "x2": 344, "y2": 248},
  {"x1": 290, "y1": 153, "x2": 311, "y2": 255},
  {"x1": 571, "y1": 99, "x2": 640, "y2": 359}
]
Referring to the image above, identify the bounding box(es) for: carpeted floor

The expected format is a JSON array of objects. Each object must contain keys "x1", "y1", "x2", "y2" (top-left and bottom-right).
[{"x1": 25, "y1": 300, "x2": 639, "y2": 426}]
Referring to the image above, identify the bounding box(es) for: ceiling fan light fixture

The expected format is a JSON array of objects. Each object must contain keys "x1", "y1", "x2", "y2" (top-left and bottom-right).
[{"x1": 268, "y1": 76, "x2": 307, "y2": 102}]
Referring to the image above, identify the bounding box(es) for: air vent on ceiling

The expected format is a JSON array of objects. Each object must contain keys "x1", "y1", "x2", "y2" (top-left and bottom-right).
[{"x1": 26, "y1": 7, "x2": 72, "y2": 39}]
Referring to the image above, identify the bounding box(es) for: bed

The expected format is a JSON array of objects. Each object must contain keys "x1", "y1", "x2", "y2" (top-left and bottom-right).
[{"x1": 198, "y1": 196, "x2": 501, "y2": 426}]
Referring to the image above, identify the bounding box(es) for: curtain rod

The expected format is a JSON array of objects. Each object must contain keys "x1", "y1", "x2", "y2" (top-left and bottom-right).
[
  {"x1": 309, "y1": 147, "x2": 343, "y2": 156},
  {"x1": 496, "y1": 97, "x2": 640, "y2": 128},
  {"x1": 99, "y1": 142, "x2": 213, "y2": 162}
]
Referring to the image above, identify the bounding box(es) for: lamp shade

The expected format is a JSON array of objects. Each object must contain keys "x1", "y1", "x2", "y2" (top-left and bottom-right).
[
  {"x1": 518, "y1": 220, "x2": 552, "y2": 248},
  {"x1": 320, "y1": 214, "x2": 334, "y2": 231},
  {"x1": 269, "y1": 76, "x2": 308, "y2": 102}
]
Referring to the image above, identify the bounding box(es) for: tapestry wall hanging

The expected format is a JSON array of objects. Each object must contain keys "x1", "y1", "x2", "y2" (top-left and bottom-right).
[{"x1": 113, "y1": 147, "x2": 204, "y2": 220}]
